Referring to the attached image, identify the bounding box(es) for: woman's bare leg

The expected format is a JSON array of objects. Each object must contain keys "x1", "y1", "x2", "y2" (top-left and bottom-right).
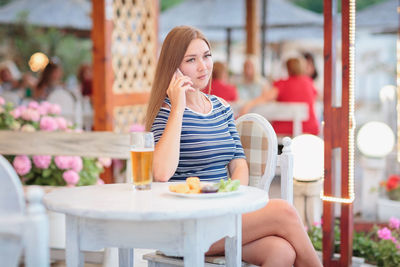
[
  {"x1": 242, "y1": 236, "x2": 296, "y2": 267},
  {"x1": 207, "y1": 199, "x2": 322, "y2": 267}
]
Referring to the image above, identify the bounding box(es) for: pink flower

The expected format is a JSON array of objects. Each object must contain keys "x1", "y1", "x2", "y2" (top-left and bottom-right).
[
  {"x1": 39, "y1": 102, "x2": 52, "y2": 115},
  {"x1": 40, "y1": 116, "x2": 58, "y2": 131},
  {"x1": 37, "y1": 105, "x2": 48, "y2": 116},
  {"x1": 129, "y1": 123, "x2": 145, "y2": 132},
  {"x1": 55, "y1": 117, "x2": 68, "y2": 130},
  {"x1": 69, "y1": 156, "x2": 83, "y2": 172},
  {"x1": 13, "y1": 155, "x2": 32, "y2": 176},
  {"x1": 32, "y1": 155, "x2": 51, "y2": 169},
  {"x1": 54, "y1": 156, "x2": 71, "y2": 170},
  {"x1": 312, "y1": 221, "x2": 321, "y2": 227},
  {"x1": 98, "y1": 157, "x2": 112, "y2": 167},
  {"x1": 0, "y1": 96, "x2": 4, "y2": 105},
  {"x1": 28, "y1": 101, "x2": 39, "y2": 109},
  {"x1": 10, "y1": 108, "x2": 21, "y2": 119},
  {"x1": 97, "y1": 178, "x2": 105, "y2": 185},
  {"x1": 49, "y1": 104, "x2": 61, "y2": 115},
  {"x1": 21, "y1": 108, "x2": 40, "y2": 122},
  {"x1": 62, "y1": 170, "x2": 80, "y2": 186},
  {"x1": 377, "y1": 227, "x2": 392, "y2": 240},
  {"x1": 389, "y1": 217, "x2": 400, "y2": 230}
]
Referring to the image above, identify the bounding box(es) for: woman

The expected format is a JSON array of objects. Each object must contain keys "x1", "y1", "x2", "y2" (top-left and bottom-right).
[
  {"x1": 34, "y1": 60, "x2": 63, "y2": 101},
  {"x1": 145, "y1": 26, "x2": 321, "y2": 267},
  {"x1": 272, "y1": 57, "x2": 319, "y2": 136},
  {"x1": 206, "y1": 61, "x2": 238, "y2": 102}
]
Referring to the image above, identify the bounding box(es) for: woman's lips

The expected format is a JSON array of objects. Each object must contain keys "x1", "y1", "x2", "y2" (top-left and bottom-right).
[{"x1": 197, "y1": 74, "x2": 208, "y2": 80}]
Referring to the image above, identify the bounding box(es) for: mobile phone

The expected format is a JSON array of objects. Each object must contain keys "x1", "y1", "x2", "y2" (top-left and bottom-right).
[{"x1": 176, "y1": 68, "x2": 184, "y2": 77}]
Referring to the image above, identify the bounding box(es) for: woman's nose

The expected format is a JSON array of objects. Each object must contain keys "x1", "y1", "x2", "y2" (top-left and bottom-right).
[{"x1": 197, "y1": 59, "x2": 206, "y2": 71}]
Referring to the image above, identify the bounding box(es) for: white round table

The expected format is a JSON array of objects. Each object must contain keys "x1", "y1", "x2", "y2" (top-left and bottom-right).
[{"x1": 44, "y1": 183, "x2": 268, "y2": 267}]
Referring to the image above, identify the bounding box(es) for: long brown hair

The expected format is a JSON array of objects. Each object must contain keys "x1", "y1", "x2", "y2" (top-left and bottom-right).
[{"x1": 145, "y1": 26, "x2": 210, "y2": 131}]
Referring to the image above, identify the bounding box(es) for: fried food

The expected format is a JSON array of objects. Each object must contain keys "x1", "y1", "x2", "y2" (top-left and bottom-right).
[{"x1": 169, "y1": 177, "x2": 201, "y2": 194}]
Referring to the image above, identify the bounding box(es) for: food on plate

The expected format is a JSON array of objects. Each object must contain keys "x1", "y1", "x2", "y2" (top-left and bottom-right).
[
  {"x1": 169, "y1": 183, "x2": 190, "y2": 194},
  {"x1": 218, "y1": 179, "x2": 241, "y2": 192},
  {"x1": 200, "y1": 182, "x2": 219, "y2": 193},
  {"x1": 169, "y1": 177, "x2": 241, "y2": 194}
]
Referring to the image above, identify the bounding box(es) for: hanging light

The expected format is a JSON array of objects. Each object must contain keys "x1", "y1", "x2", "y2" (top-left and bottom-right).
[{"x1": 29, "y1": 52, "x2": 49, "y2": 72}]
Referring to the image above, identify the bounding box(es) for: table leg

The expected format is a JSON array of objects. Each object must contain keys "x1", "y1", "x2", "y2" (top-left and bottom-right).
[
  {"x1": 225, "y1": 215, "x2": 242, "y2": 267},
  {"x1": 183, "y1": 220, "x2": 205, "y2": 267},
  {"x1": 66, "y1": 215, "x2": 84, "y2": 267},
  {"x1": 118, "y1": 248, "x2": 134, "y2": 267}
]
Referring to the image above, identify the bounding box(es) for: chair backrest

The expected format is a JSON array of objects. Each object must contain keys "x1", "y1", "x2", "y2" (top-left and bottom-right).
[
  {"x1": 0, "y1": 155, "x2": 49, "y2": 267},
  {"x1": 250, "y1": 102, "x2": 309, "y2": 137},
  {"x1": 1, "y1": 91, "x2": 21, "y2": 106},
  {"x1": 235, "y1": 113, "x2": 293, "y2": 203},
  {"x1": 235, "y1": 113, "x2": 278, "y2": 191}
]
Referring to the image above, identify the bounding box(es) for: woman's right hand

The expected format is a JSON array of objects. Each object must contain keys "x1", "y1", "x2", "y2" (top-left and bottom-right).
[{"x1": 166, "y1": 71, "x2": 194, "y2": 113}]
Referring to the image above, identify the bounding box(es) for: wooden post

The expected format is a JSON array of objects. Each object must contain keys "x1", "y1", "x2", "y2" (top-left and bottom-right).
[
  {"x1": 245, "y1": 0, "x2": 259, "y2": 57},
  {"x1": 92, "y1": 0, "x2": 114, "y2": 183},
  {"x1": 322, "y1": 0, "x2": 355, "y2": 266},
  {"x1": 92, "y1": 0, "x2": 114, "y2": 132},
  {"x1": 91, "y1": 0, "x2": 158, "y2": 183}
]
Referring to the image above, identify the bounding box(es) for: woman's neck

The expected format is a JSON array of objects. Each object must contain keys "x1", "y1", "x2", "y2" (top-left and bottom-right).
[
  {"x1": 185, "y1": 89, "x2": 210, "y2": 114},
  {"x1": 185, "y1": 89, "x2": 203, "y2": 106}
]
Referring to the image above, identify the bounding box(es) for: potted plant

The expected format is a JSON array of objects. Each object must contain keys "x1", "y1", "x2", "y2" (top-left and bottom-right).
[
  {"x1": 378, "y1": 175, "x2": 400, "y2": 221},
  {"x1": 0, "y1": 96, "x2": 111, "y2": 248},
  {"x1": 308, "y1": 218, "x2": 400, "y2": 266}
]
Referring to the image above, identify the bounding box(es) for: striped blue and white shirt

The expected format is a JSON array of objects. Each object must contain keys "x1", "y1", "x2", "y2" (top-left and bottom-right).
[{"x1": 151, "y1": 94, "x2": 246, "y2": 182}]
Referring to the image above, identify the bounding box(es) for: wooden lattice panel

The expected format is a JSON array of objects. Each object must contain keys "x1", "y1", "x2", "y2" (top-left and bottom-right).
[
  {"x1": 112, "y1": 0, "x2": 157, "y2": 94},
  {"x1": 113, "y1": 105, "x2": 147, "y2": 133}
]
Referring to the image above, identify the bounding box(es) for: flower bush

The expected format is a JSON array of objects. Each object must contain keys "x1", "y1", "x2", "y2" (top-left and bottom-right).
[
  {"x1": 308, "y1": 217, "x2": 400, "y2": 267},
  {"x1": 380, "y1": 175, "x2": 400, "y2": 201},
  {"x1": 0, "y1": 96, "x2": 107, "y2": 186}
]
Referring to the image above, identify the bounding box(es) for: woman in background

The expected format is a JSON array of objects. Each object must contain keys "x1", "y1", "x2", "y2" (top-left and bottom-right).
[
  {"x1": 34, "y1": 60, "x2": 63, "y2": 101},
  {"x1": 206, "y1": 61, "x2": 238, "y2": 102}
]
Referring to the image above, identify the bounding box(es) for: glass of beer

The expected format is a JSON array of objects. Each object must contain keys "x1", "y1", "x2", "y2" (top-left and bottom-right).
[{"x1": 130, "y1": 132, "x2": 154, "y2": 190}]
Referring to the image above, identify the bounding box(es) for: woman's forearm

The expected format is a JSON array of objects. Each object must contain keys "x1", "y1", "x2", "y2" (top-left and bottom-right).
[
  {"x1": 229, "y1": 158, "x2": 249, "y2": 185},
  {"x1": 153, "y1": 109, "x2": 184, "y2": 182}
]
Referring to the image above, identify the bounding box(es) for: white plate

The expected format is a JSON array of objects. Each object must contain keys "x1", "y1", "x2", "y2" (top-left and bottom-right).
[{"x1": 167, "y1": 187, "x2": 243, "y2": 198}]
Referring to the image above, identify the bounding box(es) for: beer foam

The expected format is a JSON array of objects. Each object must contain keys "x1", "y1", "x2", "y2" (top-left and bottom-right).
[{"x1": 130, "y1": 147, "x2": 154, "y2": 152}]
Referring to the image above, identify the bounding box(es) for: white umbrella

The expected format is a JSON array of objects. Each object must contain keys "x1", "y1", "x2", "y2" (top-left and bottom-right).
[
  {"x1": 160, "y1": 0, "x2": 323, "y2": 42},
  {"x1": 0, "y1": 0, "x2": 91, "y2": 31}
]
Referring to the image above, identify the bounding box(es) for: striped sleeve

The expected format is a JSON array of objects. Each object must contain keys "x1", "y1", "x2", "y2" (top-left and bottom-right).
[
  {"x1": 151, "y1": 108, "x2": 170, "y2": 144},
  {"x1": 224, "y1": 106, "x2": 246, "y2": 159}
]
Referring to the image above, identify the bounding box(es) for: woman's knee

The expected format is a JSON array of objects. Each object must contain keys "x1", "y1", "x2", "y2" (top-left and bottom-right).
[
  {"x1": 266, "y1": 237, "x2": 296, "y2": 266},
  {"x1": 269, "y1": 199, "x2": 301, "y2": 222}
]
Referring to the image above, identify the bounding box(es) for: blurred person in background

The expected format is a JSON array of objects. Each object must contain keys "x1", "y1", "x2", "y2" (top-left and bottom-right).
[
  {"x1": 302, "y1": 52, "x2": 318, "y2": 82},
  {"x1": 206, "y1": 61, "x2": 238, "y2": 102},
  {"x1": 241, "y1": 57, "x2": 319, "y2": 136},
  {"x1": 34, "y1": 59, "x2": 64, "y2": 101},
  {"x1": 235, "y1": 56, "x2": 269, "y2": 102},
  {"x1": 0, "y1": 65, "x2": 20, "y2": 94},
  {"x1": 77, "y1": 63, "x2": 92, "y2": 98}
]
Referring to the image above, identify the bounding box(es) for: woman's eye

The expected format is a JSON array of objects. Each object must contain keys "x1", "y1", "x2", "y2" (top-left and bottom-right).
[
  {"x1": 186, "y1": 58, "x2": 195, "y2": 63},
  {"x1": 205, "y1": 54, "x2": 212, "y2": 58}
]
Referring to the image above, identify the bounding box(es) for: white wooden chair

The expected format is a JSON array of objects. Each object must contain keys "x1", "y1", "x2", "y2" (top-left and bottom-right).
[
  {"x1": 144, "y1": 113, "x2": 294, "y2": 266},
  {"x1": 1, "y1": 91, "x2": 21, "y2": 106},
  {"x1": 0, "y1": 155, "x2": 49, "y2": 267},
  {"x1": 250, "y1": 102, "x2": 309, "y2": 138}
]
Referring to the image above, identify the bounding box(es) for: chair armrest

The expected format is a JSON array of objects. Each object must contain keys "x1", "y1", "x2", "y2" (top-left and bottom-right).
[{"x1": 278, "y1": 137, "x2": 293, "y2": 204}]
